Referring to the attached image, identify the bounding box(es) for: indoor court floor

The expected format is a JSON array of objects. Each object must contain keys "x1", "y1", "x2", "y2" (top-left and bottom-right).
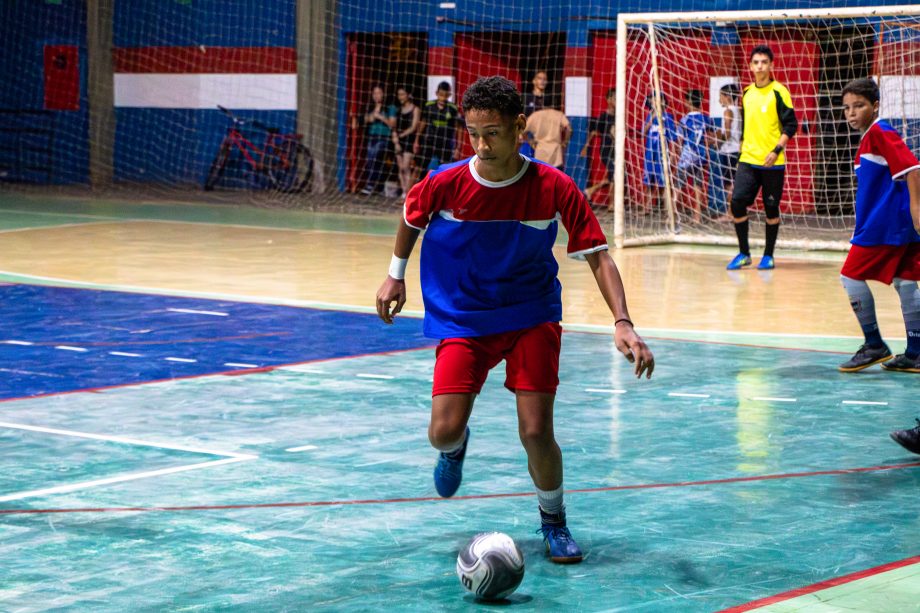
[{"x1": 1, "y1": 192, "x2": 918, "y2": 612}]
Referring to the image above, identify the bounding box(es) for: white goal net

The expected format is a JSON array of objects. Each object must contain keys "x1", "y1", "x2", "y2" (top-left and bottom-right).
[{"x1": 613, "y1": 6, "x2": 920, "y2": 250}]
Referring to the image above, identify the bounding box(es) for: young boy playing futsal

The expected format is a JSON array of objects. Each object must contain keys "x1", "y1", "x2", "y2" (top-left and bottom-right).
[
  {"x1": 375, "y1": 76, "x2": 654, "y2": 564},
  {"x1": 837, "y1": 78, "x2": 920, "y2": 374}
]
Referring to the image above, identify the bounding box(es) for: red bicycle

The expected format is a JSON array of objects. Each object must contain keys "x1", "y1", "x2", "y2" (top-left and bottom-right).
[{"x1": 204, "y1": 105, "x2": 313, "y2": 192}]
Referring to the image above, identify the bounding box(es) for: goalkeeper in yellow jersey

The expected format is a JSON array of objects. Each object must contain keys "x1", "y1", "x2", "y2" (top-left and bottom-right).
[{"x1": 726, "y1": 45, "x2": 798, "y2": 271}]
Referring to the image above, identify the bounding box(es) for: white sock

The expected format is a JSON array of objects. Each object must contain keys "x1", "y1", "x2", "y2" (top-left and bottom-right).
[{"x1": 536, "y1": 485, "x2": 564, "y2": 516}]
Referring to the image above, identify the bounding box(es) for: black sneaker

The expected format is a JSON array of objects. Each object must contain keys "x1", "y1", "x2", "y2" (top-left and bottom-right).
[
  {"x1": 890, "y1": 418, "x2": 920, "y2": 455},
  {"x1": 881, "y1": 354, "x2": 920, "y2": 373},
  {"x1": 838, "y1": 343, "x2": 892, "y2": 372}
]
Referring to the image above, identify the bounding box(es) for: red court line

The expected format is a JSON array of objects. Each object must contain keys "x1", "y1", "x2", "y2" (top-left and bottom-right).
[
  {"x1": 1, "y1": 461, "x2": 917, "y2": 516},
  {"x1": 717, "y1": 553, "x2": 920, "y2": 612}
]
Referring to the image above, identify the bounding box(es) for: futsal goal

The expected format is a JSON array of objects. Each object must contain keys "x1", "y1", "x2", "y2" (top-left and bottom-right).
[{"x1": 613, "y1": 5, "x2": 920, "y2": 250}]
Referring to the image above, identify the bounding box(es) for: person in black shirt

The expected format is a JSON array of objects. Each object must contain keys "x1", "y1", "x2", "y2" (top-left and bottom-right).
[
  {"x1": 580, "y1": 88, "x2": 616, "y2": 205},
  {"x1": 414, "y1": 81, "x2": 464, "y2": 176},
  {"x1": 523, "y1": 70, "x2": 548, "y2": 117}
]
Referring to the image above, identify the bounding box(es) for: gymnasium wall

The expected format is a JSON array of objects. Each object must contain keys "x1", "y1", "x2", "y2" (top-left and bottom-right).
[{"x1": 1, "y1": 0, "x2": 917, "y2": 189}]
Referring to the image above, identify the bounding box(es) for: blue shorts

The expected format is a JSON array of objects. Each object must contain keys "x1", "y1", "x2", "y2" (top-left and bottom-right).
[{"x1": 643, "y1": 161, "x2": 664, "y2": 187}]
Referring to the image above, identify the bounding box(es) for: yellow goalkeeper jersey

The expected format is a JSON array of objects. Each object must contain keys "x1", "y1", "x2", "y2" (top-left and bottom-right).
[{"x1": 739, "y1": 80, "x2": 797, "y2": 167}]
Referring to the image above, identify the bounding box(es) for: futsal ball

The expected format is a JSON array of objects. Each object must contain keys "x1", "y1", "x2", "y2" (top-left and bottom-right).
[{"x1": 456, "y1": 531, "x2": 525, "y2": 600}]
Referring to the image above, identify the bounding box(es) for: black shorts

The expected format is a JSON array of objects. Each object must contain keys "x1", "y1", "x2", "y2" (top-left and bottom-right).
[
  {"x1": 720, "y1": 152, "x2": 740, "y2": 183},
  {"x1": 732, "y1": 162, "x2": 785, "y2": 208}
]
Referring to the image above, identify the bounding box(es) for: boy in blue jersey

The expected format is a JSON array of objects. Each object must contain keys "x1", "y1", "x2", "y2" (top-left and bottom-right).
[
  {"x1": 837, "y1": 78, "x2": 920, "y2": 377},
  {"x1": 677, "y1": 89, "x2": 713, "y2": 224},
  {"x1": 375, "y1": 76, "x2": 654, "y2": 564},
  {"x1": 642, "y1": 93, "x2": 680, "y2": 216}
]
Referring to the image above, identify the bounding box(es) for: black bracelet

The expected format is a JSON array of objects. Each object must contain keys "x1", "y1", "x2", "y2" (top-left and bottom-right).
[
  {"x1": 615, "y1": 318, "x2": 634, "y2": 327},
  {"x1": 772, "y1": 145, "x2": 784, "y2": 155}
]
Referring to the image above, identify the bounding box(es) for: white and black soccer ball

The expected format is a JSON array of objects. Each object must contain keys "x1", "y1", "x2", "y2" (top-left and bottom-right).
[{"x1": 456, "y1": 531, "x2": 525, "y2": 600}]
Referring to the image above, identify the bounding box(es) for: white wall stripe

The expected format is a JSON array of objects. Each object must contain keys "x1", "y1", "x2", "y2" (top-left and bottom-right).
[{"x1": 114, "y1": 73, "x2": 297, "y2": 110}]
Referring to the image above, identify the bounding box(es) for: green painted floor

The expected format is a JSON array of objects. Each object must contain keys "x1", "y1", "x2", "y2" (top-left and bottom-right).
[{"x1": 1, "y1": 335, "x2": 919, "y2": 611}]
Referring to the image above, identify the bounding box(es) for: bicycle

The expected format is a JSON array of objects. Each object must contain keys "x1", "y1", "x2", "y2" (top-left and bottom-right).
[{"x1": 204, "y1": 105, "x2": 313, "y2": 193}]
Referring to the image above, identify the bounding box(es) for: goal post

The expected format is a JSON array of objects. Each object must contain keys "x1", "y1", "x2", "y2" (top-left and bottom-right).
[{"x1": 613, "y1": 5, "x2": 920, "y2": 250}]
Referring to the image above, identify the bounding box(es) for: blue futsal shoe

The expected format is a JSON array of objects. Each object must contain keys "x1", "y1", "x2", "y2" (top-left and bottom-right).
[
  {"x1": 539, "y1": 509, "x2": 583, "y2": 564},
  {"x1": 726, "y1": 253, "x2": 752, "y2": 270},
  {"x1": 757, "y1": 255, "x2": 775, "y2": 270},
  {"x1": 433, "y1": 427, "x2": 469, "y2": 498}
]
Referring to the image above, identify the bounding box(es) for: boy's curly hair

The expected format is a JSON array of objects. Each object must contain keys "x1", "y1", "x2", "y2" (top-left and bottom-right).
[{"x1": 461, "y1": 76, "x2": 524, "y2": 119}]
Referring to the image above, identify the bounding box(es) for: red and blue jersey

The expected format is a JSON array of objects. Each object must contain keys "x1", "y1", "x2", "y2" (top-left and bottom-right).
[
  {"x1": 404, "y1": 156, "x2": 608, "y2": 339},
  {"x1": 852, "y1": 120, "x2": 920, "y2": 246}
]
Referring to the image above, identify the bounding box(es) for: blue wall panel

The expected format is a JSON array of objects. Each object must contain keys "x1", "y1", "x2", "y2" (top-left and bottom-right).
[
  {"x1": 114, "y1": 109, "x2": 296, "y2": 186},
  {"x1": 0, "y1": 0, "x2": 88, "y2": 184},
  {"x1": 114, "y1": 1, "x2": 295, "y2": 47}
]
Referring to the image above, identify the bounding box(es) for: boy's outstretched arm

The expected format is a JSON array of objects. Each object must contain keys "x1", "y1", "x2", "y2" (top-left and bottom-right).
[
  {"x1": 907, "y1": 168, "x2": 920, "y2": 233},
  {"x1": 585, "y1": 250, "x2": 655, "y2": 378},
  {"x1": 376, "y1": 222, "x2": 421, "y2": 324}
]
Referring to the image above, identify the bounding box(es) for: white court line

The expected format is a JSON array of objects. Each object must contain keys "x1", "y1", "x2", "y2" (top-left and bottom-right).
[
  {"x1": 167, "y1": 308, "x2": 228, "y2": 317},
  {"x1": 0, "y1": 457, "x2": 252, "y2": 503},
  {"x1": 55, "y1": 346, "x2": 88, "y2": 352},
  {"x1": 0, "y1": 269, "x2": 867, "y2": 344},
  {"x1": 110, "y1": 351, "x2": 142, "y2": 357},
  {"x1": 841, "y1": 400, "x2": 889, "y2": 406},
  {"x1": 224, "y1": 362, "x2": 259, "y2": 368},
  {"x1": 585, "y1": 388, "x2": 627, "y2": 394},
  {"x1": 0, "y1": 220, "x2": 121, "y2": 235},
  {"x1": 0, "y1": 421, "x2": 254, "y2": 459},
  {"x1": 165, "y1": 357, "x2": 197, "y2": 363},
  {"x1": 356, "y1": 373, "x2": 394, "y2": 380},
  {"x1": 0, "y1": 421, "x2": 257, "y2": 503},
  {"x1": 751, "y1": 396, "x2": 797, "y2": 403},
  {"x1": 278, "y1": 366, "x2": 327, "y2": 374},
  {"x1": 355, "y1": 457, "x2": 400, "y2": 467},
  {"x1": 285, "y1": 445, "x2": 318, "y2": 453},
  {"x1": 668, "y1": 392, "x2": 711, "y2": 398},
  {"x1": 3, "y1": 340, "x2": 33, "y2": 346}
]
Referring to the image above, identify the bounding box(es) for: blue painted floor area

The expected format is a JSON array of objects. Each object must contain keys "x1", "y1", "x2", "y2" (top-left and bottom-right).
[
  {"x1": 1, "y1": 333, "x2": 918, "y2": 611},
  {"x1": 0, "y1": 284, "x2": 432, "y2": 399}
]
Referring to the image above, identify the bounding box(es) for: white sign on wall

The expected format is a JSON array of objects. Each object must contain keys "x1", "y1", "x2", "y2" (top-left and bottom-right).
[
  {"x1": 564, "y1": 77, "x2": 591, "y2": 118},
  {"x1": 427, "y1": 75, "x2": 455, "y2": 102},
  {"x1": 709, "y1": 76, "x2": 739, "y2": 121}
]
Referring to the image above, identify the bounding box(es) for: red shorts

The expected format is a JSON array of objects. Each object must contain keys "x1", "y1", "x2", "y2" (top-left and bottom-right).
[
  {"x1": 841, "y1": 243, "x2": 920, "y2": 284},
  {"x1": 432, "y1": 322, "x2": 562, "y2": 396}
]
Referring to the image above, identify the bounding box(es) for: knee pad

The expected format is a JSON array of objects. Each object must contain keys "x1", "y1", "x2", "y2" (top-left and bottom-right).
[
  {"x1": 894, "y1": 277, "x2": 920, "y2": 310},
  {"x1": 763, "y1": 200, "x2": 781, "y2": 220},
  {"x1": 730, "y1": 199, "x2": 749, "y2": 218},
  {"x1": 841, "y1": 275, "x2": 872, "y2": 313}
]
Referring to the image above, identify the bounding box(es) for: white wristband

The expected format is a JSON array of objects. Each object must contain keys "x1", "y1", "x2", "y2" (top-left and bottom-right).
[{"x1": 388, "y1": 255, "x2": 408, "y2": 280}]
